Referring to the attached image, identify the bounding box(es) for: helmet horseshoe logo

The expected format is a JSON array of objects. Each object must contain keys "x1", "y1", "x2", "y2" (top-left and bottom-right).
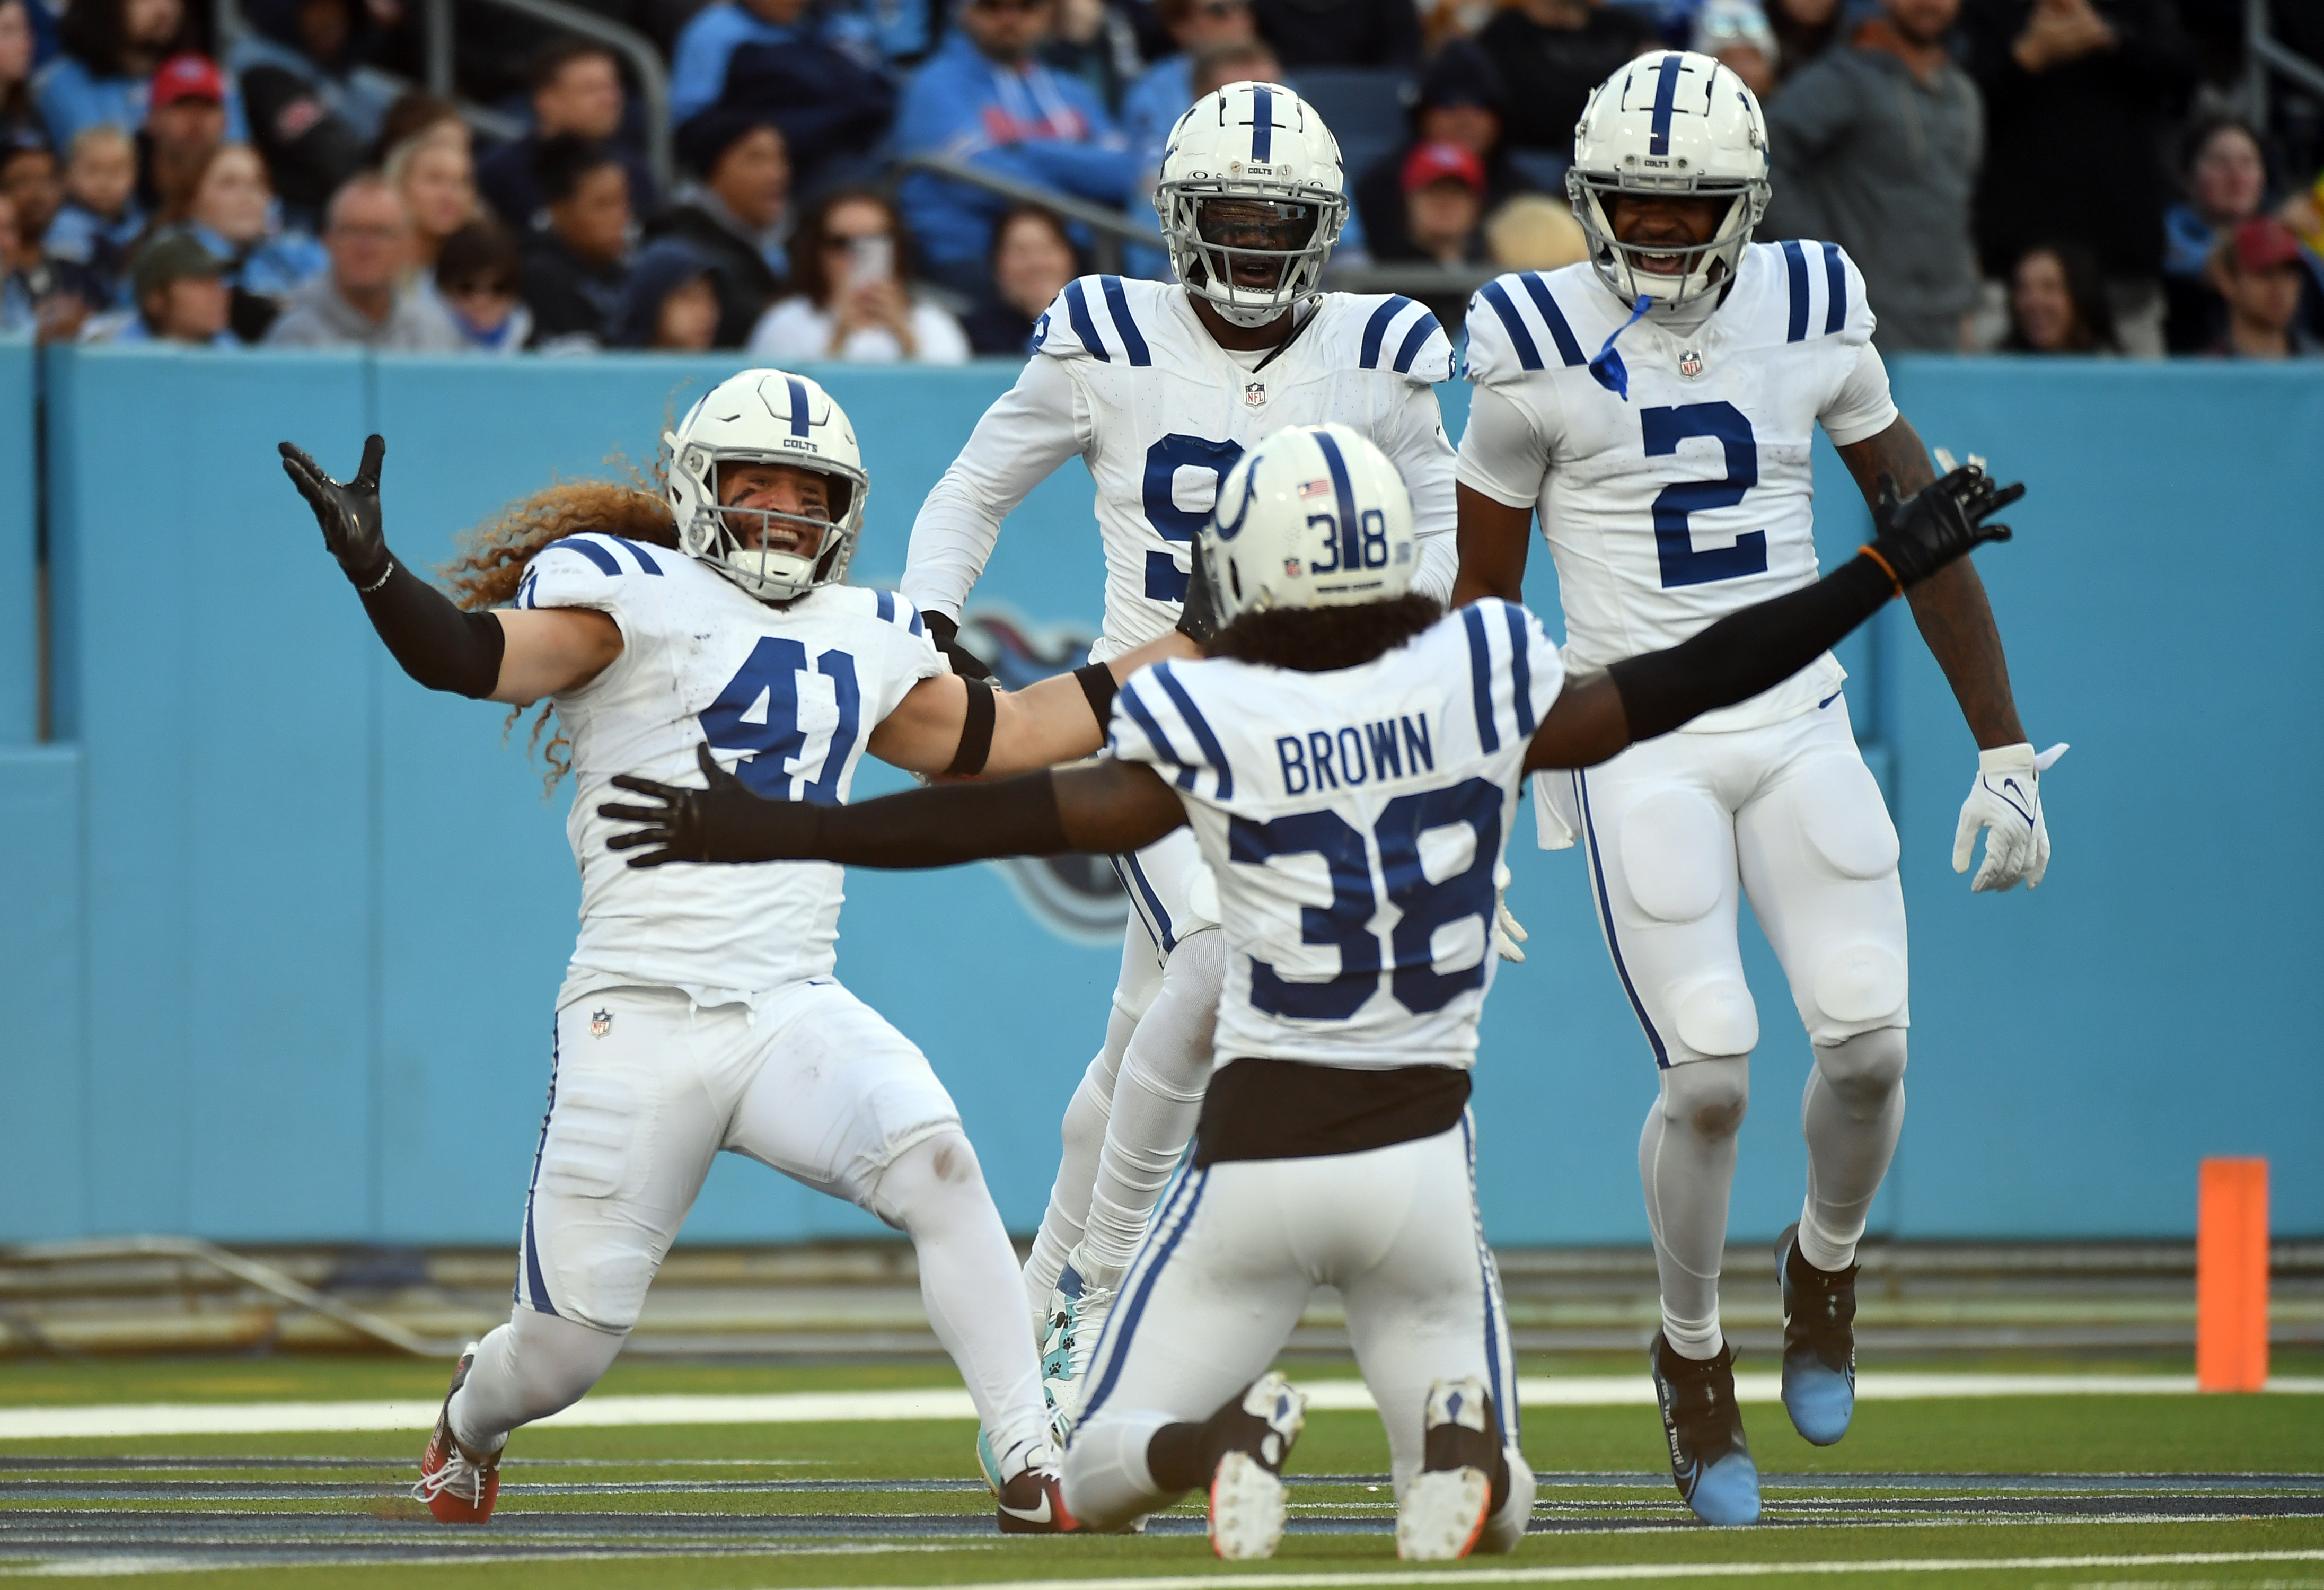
[{"x1": 1213, "y1": 464, "x2": 1261, "y2": 542}]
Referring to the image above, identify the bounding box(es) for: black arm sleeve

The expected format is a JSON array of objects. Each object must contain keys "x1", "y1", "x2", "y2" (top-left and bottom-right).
[
  {"x1": 358, "y1": 558, "x2": 508, "y2": 700},
  {"x1": 1608, "y1": 555, "x2": 1892, "y2": 742},
  {"x1": 763, "y1": 770, "x2": 1070, "y2": 868}
]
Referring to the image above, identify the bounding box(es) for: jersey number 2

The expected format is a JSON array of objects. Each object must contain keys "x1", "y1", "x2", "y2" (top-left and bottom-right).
[
  {"x1": 1228, "y1": 776, "x2": 1502, "y2": 1021},
  {"x1": 1142, "y1": 435, "x2": 1244, "y2": 602},
  {"x1": 1643, "y1": 401, "x2": 1765, "y2": 589},
  {"x1": 698, "y1": 637, "x2": 861, "y2": 803}
]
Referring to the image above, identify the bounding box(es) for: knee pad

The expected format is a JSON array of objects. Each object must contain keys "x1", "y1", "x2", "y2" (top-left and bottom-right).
[
  {"x1": 1670, "y1": 976, "x2": 1758, "y2": 1059},
  {"x1": 1616, "y1": 790, "x2": 1729, "y2": 924},
  {"x1": 1814, "y1": 1026, "x2": 1907, "y2": 1105},
  {"x1": 1660, "y1": 1057, "x2": 1750, "y2": 1141},
  {"x1": 1810, "y1": 941, "x2": 1908, "y2": 1029},
  {"x1": 1791, "y1": 756, "x2": 1900, "y2": 881}
]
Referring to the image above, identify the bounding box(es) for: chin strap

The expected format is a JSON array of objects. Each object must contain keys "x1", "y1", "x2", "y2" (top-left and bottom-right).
[{"x1": 1589, "y1": 294, "x2": 1653, "y2": 401}]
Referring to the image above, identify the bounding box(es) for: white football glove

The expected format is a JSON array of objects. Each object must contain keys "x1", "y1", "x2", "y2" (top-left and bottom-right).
[
  {"x1": 1493, "y1": 862, "x2": 1528, "y2": 962},
  {"x1": 1952, "y1": 741, "x2": 2066, "y2": 892}
]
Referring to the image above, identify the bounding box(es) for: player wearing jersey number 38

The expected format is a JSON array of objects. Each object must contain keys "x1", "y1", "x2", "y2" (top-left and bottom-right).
[
  {"x1": 901, "y1": 79, "x2": 1498, "y2": 1450},
  {"x1": 1454, "y1": 50, "x2": 2062, "y2": 1525},
  {"x1": 598, "y1": 422, "x2": 2022, "y2": 1560},
  {"x1": 278, "y1": 370, "x2": 1200, "y2": 1534}
]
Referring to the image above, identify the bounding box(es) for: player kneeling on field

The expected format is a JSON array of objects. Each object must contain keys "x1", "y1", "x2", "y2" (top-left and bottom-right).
[
  {"x1": 598, "y1": 424, "x2": 2022, "y2": 1558},
  {"x1": 278, "y1": 370, "x2": 1199, "y2": 1533}
]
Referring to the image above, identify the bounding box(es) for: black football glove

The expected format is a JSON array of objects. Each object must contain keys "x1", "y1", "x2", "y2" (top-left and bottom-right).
[
  {"x1": 600, "y1": 744, "x2": 822, "y2": 867},
  {"x1": 279, "y1": 433, "x2": 392, "y2": 589},
  {"x1": 922, "y1": 611, "x2": 998, "y2": 684},
  {"x1": 1867, "y1": 461, "x2": 2024, "y2": 590},
  {"x1": 1176, "y1": 543, "x2": 1219, "y2": 647}
]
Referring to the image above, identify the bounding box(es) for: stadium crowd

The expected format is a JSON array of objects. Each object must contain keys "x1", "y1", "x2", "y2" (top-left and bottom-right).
[{"x1": 0, "y1": 0, "x2": 2318, "y2": 358}]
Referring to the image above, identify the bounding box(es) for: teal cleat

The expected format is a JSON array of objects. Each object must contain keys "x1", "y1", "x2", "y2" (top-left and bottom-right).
[
  {"x1": 1648, "y1": 1333, "x2": 1760, "y2": 1526},
  {"x1": 1775, "y1": 1221, "x2": 1858, "y2": 1446}
]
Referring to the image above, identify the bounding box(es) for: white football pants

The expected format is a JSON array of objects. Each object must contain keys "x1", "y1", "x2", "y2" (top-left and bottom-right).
[
  {"x1": 1025, "y1": 825, "x2": 1225, "y2": 1313},
  {"x1": 447, "y1": 980, "x2": 1050, "y2": 1471},
  {"x1": 1062, "y1": 1115, "x2": 1533, "y2": 1549},
  {"x1": 1563, "y1": 699, "x2": 1909, "y2": 1357}
]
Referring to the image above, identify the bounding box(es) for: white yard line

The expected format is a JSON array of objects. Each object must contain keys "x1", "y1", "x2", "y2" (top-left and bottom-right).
[{"x1": 0, "y1": 1376, "x2": 2317, "y2": 1441}]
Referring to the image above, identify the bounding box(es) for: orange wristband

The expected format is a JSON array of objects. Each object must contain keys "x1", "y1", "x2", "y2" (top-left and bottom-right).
[{"x1": 1857, "y1": 544, "x2": 1905, "y2": 598}]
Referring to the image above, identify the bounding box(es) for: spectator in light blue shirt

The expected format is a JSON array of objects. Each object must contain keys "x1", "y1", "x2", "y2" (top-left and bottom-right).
[
  {"x1": 82, "y1": 225, "x2": 237, "y2": 344},
  {"x1": 226, "y1": 0, "x2": 397, "y2": 146},
  {"x1": 42, "y1": 121, "x2": 142, "y2": 299},
  {"x1": 1119, "y1": 0, "x2": 1254, "y2": 164},
  {"x1": 672, "y1": 0, "x2": 888, "y2": 125},
  {"x1": 895, "y1": 0, "x2": 1133, "y2": 295},
  {"x1": 182, "y1": 140, "x2": 324, "y2": 338},
  {"x1": 34, "y1": 0, "x2": 246, "y2": 150}
]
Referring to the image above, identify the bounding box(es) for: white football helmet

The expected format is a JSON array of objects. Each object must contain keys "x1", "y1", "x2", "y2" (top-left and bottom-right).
[
  {"x1": 661, "y1": 370, "x2": 868, "y2": 602},
  {"x1": 1566, "y1": 50, "x2": 1771, "y2": 311},
  {"x1": 1201, "y1": 424, "x2": 1415, "y2": 623},
  {"x1": 1156, "y1": 80, "x2": 1349, "y2": 328}
]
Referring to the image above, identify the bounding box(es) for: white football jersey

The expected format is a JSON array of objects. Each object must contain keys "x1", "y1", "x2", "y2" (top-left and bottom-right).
[
  {"x1": 1109, "y1": 600, "x2": 1564, "y2": 1071},
  {"x1": 517, "y1": 532, "x2": 943, "y2": 1009},
  {"x1": 1456, "y1": 240, "x2": 1898, "y2": 732},
  {"x1": 904, "y1": 275, "x2": 1459, "y2": 661}
]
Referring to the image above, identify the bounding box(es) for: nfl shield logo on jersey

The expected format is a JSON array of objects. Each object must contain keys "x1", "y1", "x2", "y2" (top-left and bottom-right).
[
  {"x1": 1244, "y1": 381, "x2": 1267, "y2": 410},
  {"x1": 590, "y1": 1009, "x2": 613, "y2": 1038},
  {"x1": 1678, "y1": 347, "x2": 1706, "y2": 380}
]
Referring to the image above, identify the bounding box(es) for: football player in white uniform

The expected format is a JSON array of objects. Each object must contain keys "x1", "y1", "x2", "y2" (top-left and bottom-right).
[
  {"x1": 1452, "y1": 51, "x2": 2056, "y2": 1524},
  {"x1": 277, "y1": 370, "x2": 1196, "y2": 1534},
  {"x1": 901, "y1": 80, "x2": 1468, "y2": 1427},
  {"x1": 601, "y1": 425, "x2": 2019, "y2": 1558}
]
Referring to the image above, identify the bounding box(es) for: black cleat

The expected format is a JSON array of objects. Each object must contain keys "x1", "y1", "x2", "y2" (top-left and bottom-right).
[
  {"x1": 1776, "y1": 1220, "x2": 1858, "y2": 1446},
  {"x1": 1649, "y1": 1332, "x2": 1759, "y2": 1525}
]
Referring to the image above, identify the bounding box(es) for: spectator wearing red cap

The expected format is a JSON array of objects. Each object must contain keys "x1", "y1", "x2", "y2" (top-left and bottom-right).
[
  {"x1": 1396, "y1": 141, "x2": 1489, "y2": 266},
  {"x1": 34, "y1": 0, "x2": 245, "y2": 152},
  {"x1": 1352, "y1": 39, "x2": 1538, "y2": 266},
  {"x1": 2205, "y1": 217, "x2": 2320, "y2": 360},
  {"x1": 140, "y1": 51, "x2": 226, "y2": 223}
]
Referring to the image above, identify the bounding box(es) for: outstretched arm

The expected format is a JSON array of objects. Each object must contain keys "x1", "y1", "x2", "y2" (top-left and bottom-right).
[
  {"x1": 1836, "y1": 416, "x2": 2027, "y2": 749},
  {"x1": 1526, "y1": 462, "x2": 2023, "y2": 771},
  {"x1": 280, "y1": 435, "x2": 621, "y2": 702},
  {"x1": 600, "y1": 745, "x2": 1186, "y2": 868}
]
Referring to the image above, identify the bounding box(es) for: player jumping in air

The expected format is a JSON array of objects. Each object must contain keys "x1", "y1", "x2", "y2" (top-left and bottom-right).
[
  {"x1": 597, "y1": 423, "x2": 2021, "y2": 1560},
  {"x1": 1452, "y1": 52, "x2": 2059, "y2": 1524},
  {"x1": 900, "y1": 81, "x2": 1502, "y2": 1436},
  {"x1": 278, "y1": 371, "x2": 1196, "y2": 1533}
]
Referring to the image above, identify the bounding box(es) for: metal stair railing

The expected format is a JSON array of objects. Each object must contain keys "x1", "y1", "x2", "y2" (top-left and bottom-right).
[
  {"x1": 425, "y1": 0, "x2": 674, "y2": 195},
  {"x1": 893, "y1": 153, "x2": 1149, "y2": 275},
  {"x1": 2248, "y1": 0, "x2": 2324, "y2": 127}
]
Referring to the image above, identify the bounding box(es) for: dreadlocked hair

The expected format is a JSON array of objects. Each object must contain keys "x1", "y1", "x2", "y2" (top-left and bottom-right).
[
  {"x1": 440, "y1": 462, "x2": 679, "y2": 791},
  {"x1": 1209, "y1": 594, "x2": 1444, "y2": 672}
]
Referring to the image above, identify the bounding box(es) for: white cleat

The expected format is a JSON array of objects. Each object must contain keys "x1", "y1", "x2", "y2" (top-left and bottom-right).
[
  {"x1": 1396, "y1": 1375, "x2": 1496, "y2": 1561},
  {"x1": 1206, "y1": 1371, "x2": 1307, "y2": 1561},
  {"x1": 1038, "y1": 1250, "x2": 1119, "y2": 1440}
]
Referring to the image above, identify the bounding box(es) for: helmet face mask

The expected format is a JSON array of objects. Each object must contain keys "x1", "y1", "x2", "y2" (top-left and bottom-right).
[
  {"x1": 662, "y1": 371, "x2": 868, "y2": 603},
  {"x1": 1157, "y1": 81, "x2": 1349, "y2": 328},
  {"x1": 1566, "y1": 51, "x2": 1771, "y2": 312}
]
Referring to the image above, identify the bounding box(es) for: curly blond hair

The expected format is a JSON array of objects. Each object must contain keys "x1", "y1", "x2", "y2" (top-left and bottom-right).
[{"x1": 441, "y1": 464, "x2": 681, "y2": 788}]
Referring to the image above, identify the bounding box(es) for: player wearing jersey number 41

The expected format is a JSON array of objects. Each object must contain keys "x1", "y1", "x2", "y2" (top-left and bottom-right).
[
  {"x1": 598, "y1": 423, "x2": 2021, "y2": 1559},
  {"x1": 898, "y1": 78, "x2": 1508, "y2": 1444},
  {"x1": 279, "y1": 369, "x2": 1199, "y2": 1533},
  {"x1": 1453, "y1": 50, "x2": 2059, "y2": 1525}
]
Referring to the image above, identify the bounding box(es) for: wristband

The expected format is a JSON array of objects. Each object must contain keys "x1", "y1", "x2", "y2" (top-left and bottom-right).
[{"x1": 1073, "y1": 661, "x2": 1118, "y2": 728}]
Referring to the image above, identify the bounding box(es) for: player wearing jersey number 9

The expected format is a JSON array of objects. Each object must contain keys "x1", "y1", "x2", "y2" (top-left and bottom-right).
[{"x1": 599, "y1": 424, "x2": 2020, "y2": 1559}]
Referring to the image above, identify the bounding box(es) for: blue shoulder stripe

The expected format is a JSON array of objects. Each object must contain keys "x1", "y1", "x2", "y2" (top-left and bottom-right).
[
  {"x1": 1782, "y1": 239, "x2": 1809, "y2": 342},
  {"x1": 905, "y1": 605, "x2": 925, "y2": 637},
  {"x1": 548, "y1": 535, "x2": 622, "y2": 577},
  {"x1": 1461, "y1": 604, "x2": 1500, "y2": 753},
  {"x1": 1115, "y1": 680, "x2": 1191, "y2": 788},
  {"x1": 1099, "y1": 276, "x2": 1151, "y2": 366},
  {"x1": 1821, "y1": 241, "x2": 1846, "y2": 335},
  {"x1": 1477, "y1": 280, "x2": 1542, "y2": 372},
  {"x1": 1502, "y1": 602, "x2": 1536, "y2": 736},
  {"x1": 1518, "y1": 273, "x2": 1587, "y2": 367},
  {"x1": 1063, "y1": 279, "x2": 1109, "y2": 363},
  {"x1": 874, "y1": 589, "x2": 894, "y2": 623},
  {"x1": 598, "y1": 534, "x2": 664, "y2": 575},
  {"x1": 1152, "y1": 662, "x2": 1231, "y2": 800},
  {"x1": 1360, "y1": 295, "x2": 1414, "y2": 368},
  {"x1": 1393, "y1": 311, "x2": 1442, "y2": 374}
]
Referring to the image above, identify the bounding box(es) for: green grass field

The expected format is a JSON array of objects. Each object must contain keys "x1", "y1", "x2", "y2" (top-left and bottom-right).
[{"x1": 1, "y1": 1356, "x2": 2317, "y2": 1588}]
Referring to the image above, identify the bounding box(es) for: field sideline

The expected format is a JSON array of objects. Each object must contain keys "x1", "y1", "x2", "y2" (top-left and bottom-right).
[{"x1": 1, "y1": 1357, "x2": 2319, "y2": 1587}]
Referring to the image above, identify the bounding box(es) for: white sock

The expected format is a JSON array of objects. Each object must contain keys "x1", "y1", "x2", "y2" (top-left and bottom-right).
[
  {"x1": 1798, "y1": 1027, "x2": 1906, "y2": 1272},
  {"x1": 874, "y1": 1131, "x2": 1049, "y2": 1468},
  {"x1": 448, "y1": 1307, "x2": 626, "y2": 1453},
  {"x1": 1078, "y1": 930, "x2": 1225, "y2": 1277},
  {"x1": 1023, "y1": 1004, "x2": 1135, "y2": 1322},
  {"x1": 1639, "y1": 1057, "x2": 1750, "y2": 1361}
]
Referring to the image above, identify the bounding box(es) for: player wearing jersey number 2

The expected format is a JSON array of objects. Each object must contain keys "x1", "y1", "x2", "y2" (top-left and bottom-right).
[
  {"x1": 1453, "y1": 51, "x2": 2058, "y2": 1525},
  {"x1": 278, "y1": 370, "x2": 1196, "y2": 1534},
  {"x1": 598, "y1": 423, "x2": 2022, "y2": 1559},
  {"x1": 901, "y1": 79, "x2": 1490, "y2": 1440}
]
